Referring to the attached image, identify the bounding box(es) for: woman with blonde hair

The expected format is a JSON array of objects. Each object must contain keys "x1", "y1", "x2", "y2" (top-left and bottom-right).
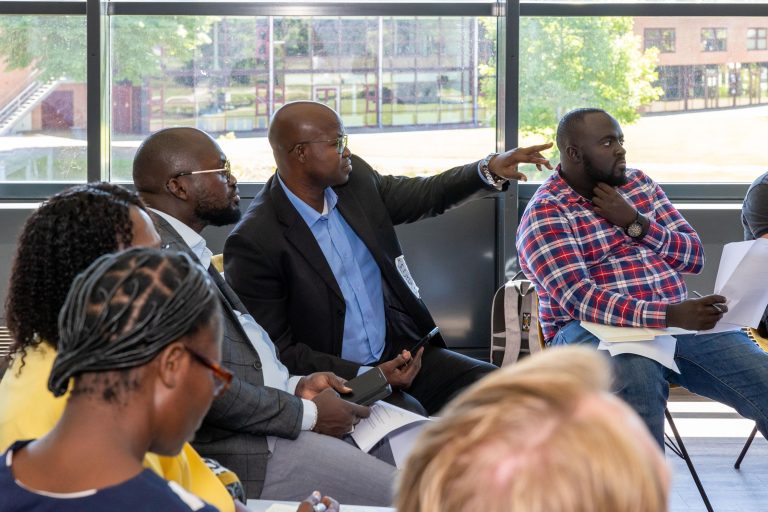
[{"x1": 396, "y1": 346, "x2": 670, "y2": 512}]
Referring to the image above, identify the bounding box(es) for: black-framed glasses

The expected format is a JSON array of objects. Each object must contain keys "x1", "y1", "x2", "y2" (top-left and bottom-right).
[
  {"x1": 287, "y1": 135, "x2": 348, "y2": 155},
  {"x1": 184, "y1": 345, "x2": 233, "y2": 397},
  {"x1": 172, "y1": 160, "x2": 233, "y2": 182}
]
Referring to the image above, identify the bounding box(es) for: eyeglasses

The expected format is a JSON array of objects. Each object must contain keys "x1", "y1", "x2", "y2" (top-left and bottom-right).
[
  {"x1": 172, "y1": 160, "x2": 233, "y2": 182},
  {"x1": 287, "y1": 135, "x2": 348, "y2": 155},
  {"x1": 184, "y1": 345, "x2": 233, "y2": 397}
]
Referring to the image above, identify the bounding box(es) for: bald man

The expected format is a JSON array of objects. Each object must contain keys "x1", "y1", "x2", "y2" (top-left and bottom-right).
[
  {"x1": 225, "y1": 100, "x2": 552, "y2": 415},
  {"x1": 133, "y1": 127, "x2": 397, "y2": 505}
]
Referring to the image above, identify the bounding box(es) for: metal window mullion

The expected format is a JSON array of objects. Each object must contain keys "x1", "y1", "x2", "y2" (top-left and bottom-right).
[
  {"x1": 496, "y1": 0, "x2": 520, "y2": 287},
  {"x1": 86, "y1": 0, "x2": 104, "y2": 182},
  {"x1": 108, "y1": 2, "x2": 498, "y2": 17},
  {"x1": 0, "y1": 2, "x2": 85, "y2": 15},
  {"x1": 520, "y1": 3, "x2": 768, "y2": 17}
]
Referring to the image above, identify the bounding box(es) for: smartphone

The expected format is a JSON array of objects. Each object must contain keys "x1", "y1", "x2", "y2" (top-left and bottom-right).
[
  {"x1": 408, "y1": 327, "x2": 440, "y2": 354},
  {"x1": 344, "y1": 367, "x2": 392, "y2": 406}
]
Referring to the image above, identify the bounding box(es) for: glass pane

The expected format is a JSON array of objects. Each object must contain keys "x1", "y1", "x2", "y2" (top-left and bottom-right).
[
  {"x1": 110, "y1": 15, "x2": 495, "y2": 182},
  {"x1": 0, "y1": 15, "x2": 87, "y2": 182},
  {"x1": 519, "y1": 16, "x2": 768, "y2": 183}
]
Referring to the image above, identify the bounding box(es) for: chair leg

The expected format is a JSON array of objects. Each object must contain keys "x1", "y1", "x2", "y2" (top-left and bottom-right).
[
  {"x1": 734, "y1": 424, "x2": 759, "y2": 470},
  {"x1": 665, "y1": 407, "x2": 714, "y2": 512}
]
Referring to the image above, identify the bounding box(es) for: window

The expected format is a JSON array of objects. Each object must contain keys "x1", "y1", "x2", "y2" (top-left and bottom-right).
[
  {"x1": 0, "y1": 15, "x2": 87, "y2": 182},
  {"x1": 644, "y1": 28, "x2": 675, "y2": 53},
  {"x1": 747, "y1": 28, "x2": 767, "y2": 51},
  {"x1": 109, "y1": 15, "x2": 495, "y2": 182},
  {"x1": 521, "y1": 17, "x2": 768, "y2": 183},
  {"x1": 701, "y1": 28, "x2": 727, "y2": 52}
]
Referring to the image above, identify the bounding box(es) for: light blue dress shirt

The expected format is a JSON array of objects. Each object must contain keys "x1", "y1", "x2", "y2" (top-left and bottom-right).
[{"x1": 278, "y1": 174, "x2": 386, "y2": 365}]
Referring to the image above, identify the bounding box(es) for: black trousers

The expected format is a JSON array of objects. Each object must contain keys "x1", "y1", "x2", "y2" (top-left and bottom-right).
[{"x1": 380, "y1": 342, "x2": 497, "y2": 415}]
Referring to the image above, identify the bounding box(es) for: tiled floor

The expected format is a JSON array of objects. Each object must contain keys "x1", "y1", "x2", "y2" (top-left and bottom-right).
[{"x1": 667, "y1": 390, "x2": 768, "y2": 512}]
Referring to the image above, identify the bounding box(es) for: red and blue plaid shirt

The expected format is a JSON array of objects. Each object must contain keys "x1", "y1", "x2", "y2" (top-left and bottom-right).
[{"x1": 517, "y1": 166, "x2": 704, "y2": 341}]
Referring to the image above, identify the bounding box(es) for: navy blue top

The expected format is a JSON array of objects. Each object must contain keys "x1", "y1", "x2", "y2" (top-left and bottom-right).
[{"x1": 0, "y1": 441, "x2": 219, "y2": 512}]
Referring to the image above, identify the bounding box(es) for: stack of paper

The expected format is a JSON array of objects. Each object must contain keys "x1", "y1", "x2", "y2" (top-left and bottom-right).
[
  {"x1": 351, "y1": 401, "x2": 430, "y2": 453},
  {"x1": 581, "y1": 322, "x2": 693, "y2": 342}
]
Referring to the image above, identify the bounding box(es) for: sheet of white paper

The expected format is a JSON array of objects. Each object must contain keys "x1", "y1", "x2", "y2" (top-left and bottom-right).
[
  {"x1": 598, "y1": 335, "x2": 680, "y2": 373},
  {"x1": 713, "y1": 239, "x2": 768, "y2": 328},
  {"x1": 582, "y1": 321, "x2": 693, "y2": 343},
  {"x1": 714, "y1": 240, "x2": 754, "y2": 293},
  {"x1": 388, "y1": 422, "x2": 428, "y2": 468},
  {"x1": 351, "y1": 401, "x2": 429, "y2": 453}
]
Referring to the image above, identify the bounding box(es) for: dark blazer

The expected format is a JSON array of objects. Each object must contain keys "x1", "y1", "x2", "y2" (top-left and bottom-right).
[
  {"x1": 153, "y1": 214, "x2": 303, "y2": 498},
  {"x1": 224, "y1": 154, "x2": 501, "y2": 380}
]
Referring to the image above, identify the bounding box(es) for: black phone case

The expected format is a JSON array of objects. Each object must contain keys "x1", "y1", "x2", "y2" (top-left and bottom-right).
[{"x1": 344, "y1": 368, "x2": 392, "y2": 406}]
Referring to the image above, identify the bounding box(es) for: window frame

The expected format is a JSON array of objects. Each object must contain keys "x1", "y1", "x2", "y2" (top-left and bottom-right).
[
  {"x1": 701, "y1": 26, "x2": 728, "y2": 52},
  {"x1": 0, "y1": 0, "x2": 764, "y2": 291},
  {"x1": 747, "y1": 26, "x2": 767, "y2": 50},
  {"x1": 644, "y1": 27, "x2": 676, "y2": 53}
]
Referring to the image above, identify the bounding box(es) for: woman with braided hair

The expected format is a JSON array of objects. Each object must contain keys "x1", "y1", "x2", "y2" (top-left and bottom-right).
[
  {"x1": 0, "y1": 185, "x2": 338, "y2": 512},
  {"x1": 0, "y1": 183, "x2": 241, "y2": 511},
  {"x1": 0, "y1": 248, "x2": 227, "y2": 510}
]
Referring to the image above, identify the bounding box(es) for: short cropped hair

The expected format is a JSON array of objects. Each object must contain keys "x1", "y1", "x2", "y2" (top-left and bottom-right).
[
  {"x1": 396, "y1": 346, "x2": 668, "y2": 512},
  {"x1": 556, "y1": 107, "x2": 608, "y2": 152}
]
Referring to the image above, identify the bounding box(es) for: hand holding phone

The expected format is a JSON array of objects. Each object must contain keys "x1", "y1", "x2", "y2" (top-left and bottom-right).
[
  {"x1": 343, "y1": 367, "x2": 392, "y2": 406},
  {"x1": 408, "y1": 327, "x2": 440, "y2": 354}
]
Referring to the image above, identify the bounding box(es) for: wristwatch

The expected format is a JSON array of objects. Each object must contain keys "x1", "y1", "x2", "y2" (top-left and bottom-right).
[
  {"x1": 480, "y1": 153, "x2": 507, "y2": 189},
  {"x1": 625, "y1": 212, "x2": 645, "y2": 239}
]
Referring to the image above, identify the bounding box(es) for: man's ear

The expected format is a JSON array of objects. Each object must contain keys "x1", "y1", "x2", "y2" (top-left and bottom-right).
[
  {"x1": 166, "y1": 178, "x2": 190, "y2": 201},
  {"x1": 295, "y1": 143, "x2": 308, "y2": 164},
  {"x1": 155, "y1": 341, "x2": 187, "y2": 390},
  {"x1": 565, "y1": 145, "x2": 582, "y2": 163}
]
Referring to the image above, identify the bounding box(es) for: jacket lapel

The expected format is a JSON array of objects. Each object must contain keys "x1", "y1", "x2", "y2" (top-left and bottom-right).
[
  {"x1": 268, "y1": 174, "x2": 344, "y2": 301},
  {"x1": 151, "y1": 213, "x2": 253, "y2": 342},
  {"x1": 335, "y1": 187, "x2": 388, "y2": 271}
]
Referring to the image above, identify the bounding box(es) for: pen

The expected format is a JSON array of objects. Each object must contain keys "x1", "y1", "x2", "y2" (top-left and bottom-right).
[{"x1": 692, "y1": 291, "x2": 725, "y2": 313}]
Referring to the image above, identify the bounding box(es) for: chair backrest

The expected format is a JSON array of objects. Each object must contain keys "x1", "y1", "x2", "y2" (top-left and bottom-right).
[{"x1": 747, "y1": 327, "x2": 768, "y2": 353}]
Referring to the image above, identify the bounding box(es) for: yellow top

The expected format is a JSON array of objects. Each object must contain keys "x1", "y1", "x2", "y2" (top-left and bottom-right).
[{"x1": 0, "y1": 343, "x2": 233, "y2": 512}]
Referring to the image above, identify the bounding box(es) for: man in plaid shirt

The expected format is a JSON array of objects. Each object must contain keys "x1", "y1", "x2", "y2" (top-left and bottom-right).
[{"x1": 517, "y1": 107, "x2": 768, "y2": 446}]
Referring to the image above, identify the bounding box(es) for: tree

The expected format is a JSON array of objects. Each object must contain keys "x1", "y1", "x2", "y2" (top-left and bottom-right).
[
  {"x1": 0, "y1": 16, "x2": 86, "y2": 81},
  {"x1": 0, "y1": 15, "x2": 214, "y2": 84},
  {"x1": 479, "y1": 17, "x2": 661, "y2": 140}
]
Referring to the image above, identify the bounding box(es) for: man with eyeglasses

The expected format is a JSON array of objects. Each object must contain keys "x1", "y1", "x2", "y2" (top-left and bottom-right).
[
  {"x1": 224, "y1": 100, "x2": 553, "y2": 416},
  {"x1": 133, "y1": 127, "x2": 397, "y2": 506}
]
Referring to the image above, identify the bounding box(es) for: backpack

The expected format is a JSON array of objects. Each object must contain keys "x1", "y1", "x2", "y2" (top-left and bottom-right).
[{"x1": 490, "y1": 272, "x2": 542, "y2": 366}]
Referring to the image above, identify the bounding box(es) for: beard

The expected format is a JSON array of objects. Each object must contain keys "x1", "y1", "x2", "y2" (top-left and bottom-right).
[
  {"x1": 584, "y1": 154, "x2": 627, "y2": 187},
  {"x1": 195, "y1": 196, "x2": 242, "y2": 226}
]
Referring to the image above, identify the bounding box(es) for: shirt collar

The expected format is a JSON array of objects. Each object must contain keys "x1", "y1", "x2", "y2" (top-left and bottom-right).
[
  {"x1": 552, "y1": 164, "x2": 590, "y2": 204},
  {"x1": 276, "y1": 172, "x2": 338, "y2": 227},
  {"x1": 149, "y1": 208, "x2": 211, "y2": 268}
]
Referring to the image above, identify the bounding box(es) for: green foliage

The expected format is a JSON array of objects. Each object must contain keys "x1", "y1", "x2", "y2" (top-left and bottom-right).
[
  {"x1": 479, "y1": 17, "x2": 662, "y2": 139},
  {"x1": 0, "y1": 15, "x2": 214, "y2": 84},
  {"x1": 0, "y1": 16, "x2": 86, "y2": 81},
  {"x1": 520, "y1": 17, "x2": 661, "y2": 139},
  {"x1": 111, "y1": 17, "x2": 214, "y2": 84}
]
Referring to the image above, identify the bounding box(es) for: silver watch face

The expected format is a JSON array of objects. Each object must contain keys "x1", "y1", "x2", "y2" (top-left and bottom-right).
[{"x1": 627, "y1": 221, "x2": 643, "y2": 238}]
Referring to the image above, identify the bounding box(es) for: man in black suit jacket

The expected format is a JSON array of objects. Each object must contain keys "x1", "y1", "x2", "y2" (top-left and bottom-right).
[
  {"x1": 225, "y1": 101, "x2": 552, "y2": 414},
  {"x1": 132, "y1": 127, "x2": 396, "y2": 505}
]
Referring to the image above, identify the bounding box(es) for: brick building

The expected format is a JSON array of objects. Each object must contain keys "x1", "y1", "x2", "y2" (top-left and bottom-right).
[{"x1": 634, "y1": 17, "x2": 768, "y2": 112}]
